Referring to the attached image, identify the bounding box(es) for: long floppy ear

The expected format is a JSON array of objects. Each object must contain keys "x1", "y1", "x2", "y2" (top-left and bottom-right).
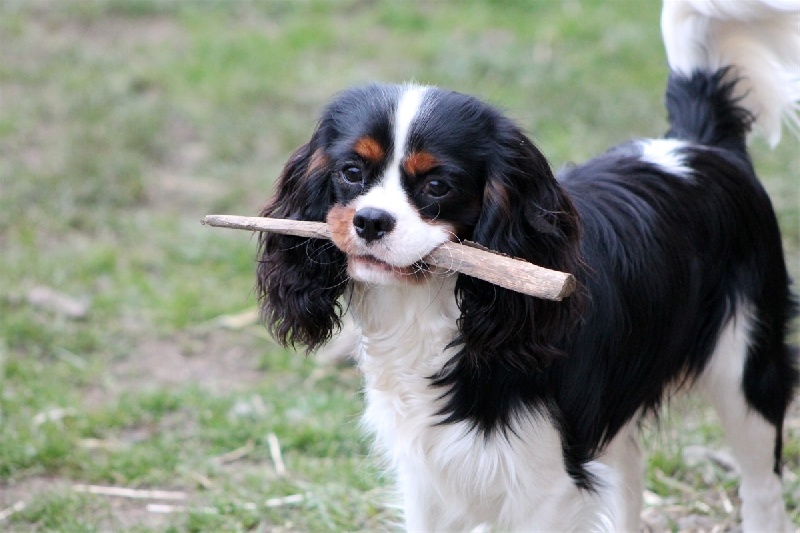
[
  {"x1": 256, "y1": 134, "x2": 348, "y2": 352},
  {"x1": 434, "y1": 121, "x2": 583, "y2": 429},
  {"x1": 464, "y1": 123, "x2": 581, "y2": 364},
  {"x1": 462, "y1": 122, "x2": 582, "y2": 363}
]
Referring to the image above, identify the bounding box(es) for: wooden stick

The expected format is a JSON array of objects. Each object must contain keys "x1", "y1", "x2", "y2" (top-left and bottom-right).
[
  {"x1": 267, "y1": 432, "x2": 287, "y2": 477},
  {"x1": 72, "y1": 484, "x2": 188, "y2": 501},
  {"x1": 202, "y1": 214, "x2": 576, "y2": 301}
]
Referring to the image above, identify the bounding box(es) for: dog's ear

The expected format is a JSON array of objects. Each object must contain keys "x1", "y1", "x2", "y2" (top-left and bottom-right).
[
  {"x1": 256, "y1": 133, "x2": 348, "y2": 352},
  {"x1": 451, "y1": 121, "x2": 582, "y2": 373}
]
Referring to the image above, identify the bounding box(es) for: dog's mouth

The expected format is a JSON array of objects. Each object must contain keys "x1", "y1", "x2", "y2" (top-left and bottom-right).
[
  {"x1": 326, "y1": 205, "x2": 441, "y2": 283},
  {"x1": 346, "y1": 254, "x2": 436, "y2": 285},
  {"x1": 349, "y1": 254, "x2": 429, "y2": 277}
]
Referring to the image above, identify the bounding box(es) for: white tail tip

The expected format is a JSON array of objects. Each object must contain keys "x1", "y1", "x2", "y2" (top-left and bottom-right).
[{"x1": 662, "y1": 0, "x2": 800, "y2": 146}]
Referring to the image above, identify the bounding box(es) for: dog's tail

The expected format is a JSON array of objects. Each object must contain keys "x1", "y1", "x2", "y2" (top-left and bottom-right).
[{"x1": 661, "y1": 0, "x2": 800, "y2": 148}]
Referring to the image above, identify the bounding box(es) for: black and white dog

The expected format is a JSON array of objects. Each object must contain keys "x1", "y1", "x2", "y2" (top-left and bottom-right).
[{"x1": 256, "y1": 1, "x2": 799, "y2": 530}]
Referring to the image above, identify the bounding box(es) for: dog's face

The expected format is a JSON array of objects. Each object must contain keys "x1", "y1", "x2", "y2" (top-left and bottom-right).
[
  {"x1": 319, "y1": 85, "x2": 491, "y2": 285},
  {"x1": 257, "y1": 83, "x2": 581, "y2": 359}
]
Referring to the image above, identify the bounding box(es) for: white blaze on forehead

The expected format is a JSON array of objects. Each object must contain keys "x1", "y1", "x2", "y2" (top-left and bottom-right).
[
  {"x1": 392, "y1": 84, "x2": 429, "y2": 162},
  {"x1": 350, "y1": 84, "x2": 451, "y2": 270},
  {"x1": 355, "y1": 84, "x2": 429, "y2": 212}
]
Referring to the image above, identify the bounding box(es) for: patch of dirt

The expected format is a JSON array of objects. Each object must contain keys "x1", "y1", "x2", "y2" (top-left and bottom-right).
[
  {"x1": 25, "y1": 12, "x2": 187, "y2": 58},
  {"x1": 0, "y1": 477, "x2": 70, "y2": 509},
  {"x1": 84, "y1": 325, "x2": 271, "y2": 407}
]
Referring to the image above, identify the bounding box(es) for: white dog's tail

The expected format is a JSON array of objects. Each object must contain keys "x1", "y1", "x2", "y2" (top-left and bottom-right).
[{"x1": 662, "y1": 0, "x2": 800, "y2": 146}]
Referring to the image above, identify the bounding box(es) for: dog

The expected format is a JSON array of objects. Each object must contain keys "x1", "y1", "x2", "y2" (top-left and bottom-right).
[{"x1": 256, "y1": 1, "x2": 799, "y2": 530}]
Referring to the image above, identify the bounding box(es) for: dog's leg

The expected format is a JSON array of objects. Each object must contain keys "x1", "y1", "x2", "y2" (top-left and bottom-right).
[
  {"x1": 597, "y1": 420, "x2": 643, "y2": 532},
  {"x1": 707, "y1": 402, "x2": 791, "y2": 532},
  {"x1": 398, "y1": 467, "x2": 467, "y2": 532},
  {"x1": 402, "y1": 493, "x2": 437, "y2": 533},
  {"x1": 509, "y1": 463, "x2": 622, "y2": 533},
  {"x1": 724, "y1": 413, "x2": 792, "y2": 533},
  {"x1": 699, "y1": 309, "x2": 793, "y2": 533}
]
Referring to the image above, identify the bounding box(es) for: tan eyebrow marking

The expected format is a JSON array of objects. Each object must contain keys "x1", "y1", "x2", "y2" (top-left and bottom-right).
[
  {"x1": 353, "y1": 136, "x2": 385, "y2": 163},
  {"x1": 403, "y1": 151, "x2": 438, "y2": 176}
]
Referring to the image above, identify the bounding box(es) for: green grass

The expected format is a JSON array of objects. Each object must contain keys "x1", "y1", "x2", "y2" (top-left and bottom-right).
[{"x1": 0, "y1": 1, "x2": 798, "y2": 531}]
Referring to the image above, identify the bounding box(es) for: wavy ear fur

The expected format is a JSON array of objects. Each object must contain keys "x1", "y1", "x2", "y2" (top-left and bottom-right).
[
  {"x1": 256, "y1": 135, "x2": 347, "y2": 352},
  {"x1": 434, "y1": 120, "x2": 582, "y2": 432}
]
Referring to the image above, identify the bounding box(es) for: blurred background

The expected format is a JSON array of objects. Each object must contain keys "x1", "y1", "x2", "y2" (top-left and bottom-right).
[{"x1": 0, "y1": 1, "x2": 797, "y2": 531}]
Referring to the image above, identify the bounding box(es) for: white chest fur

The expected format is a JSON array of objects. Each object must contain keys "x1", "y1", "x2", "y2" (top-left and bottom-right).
[{"x1": 350, "y1": 278, "x2": 619, "y2": 531}]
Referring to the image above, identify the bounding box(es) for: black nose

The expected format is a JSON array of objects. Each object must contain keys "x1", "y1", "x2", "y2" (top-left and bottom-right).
[{"x1": 353, "y1": 208, "x2": 396, "y2": 243}]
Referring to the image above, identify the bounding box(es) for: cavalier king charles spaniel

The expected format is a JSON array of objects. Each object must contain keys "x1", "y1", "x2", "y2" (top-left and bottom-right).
[{"x1": 256, "y1": 1, "x2": 799, "y2": 530}]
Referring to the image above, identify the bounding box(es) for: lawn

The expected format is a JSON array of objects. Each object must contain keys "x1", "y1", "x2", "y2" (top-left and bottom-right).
[{"x1": 0, "y1": 1, "x2": 797, "y2": 531}]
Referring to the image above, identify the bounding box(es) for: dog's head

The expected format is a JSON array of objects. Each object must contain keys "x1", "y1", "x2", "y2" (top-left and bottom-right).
[{"x1": 257, "y1": 84, "x2": 581, "y2": 366}]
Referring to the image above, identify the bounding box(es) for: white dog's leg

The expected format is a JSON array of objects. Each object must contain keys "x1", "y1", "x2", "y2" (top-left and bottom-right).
[
  {"x1": 699, "y1": 311, "x2": 792, "y2": 532},
  {"x1": 598, "y1": 421, "x2": 644, "y2": 532}
]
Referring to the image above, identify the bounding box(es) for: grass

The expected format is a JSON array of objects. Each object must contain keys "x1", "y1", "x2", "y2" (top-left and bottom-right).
[{"x1": 0, "y1": 1, "x2": 797, "y2": 531}]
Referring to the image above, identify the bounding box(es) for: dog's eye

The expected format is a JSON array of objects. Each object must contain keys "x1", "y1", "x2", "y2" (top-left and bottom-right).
[
  {"x1": 423, "y1": 179, "x2": 450, "y2": 198},
  {"x1": 340, "y1": 166, "x2": 363, "y2": 184}
]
